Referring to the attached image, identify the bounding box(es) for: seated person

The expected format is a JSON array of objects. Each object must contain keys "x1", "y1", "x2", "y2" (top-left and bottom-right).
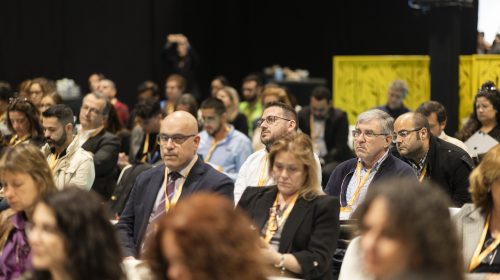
[
  {"x1": 339, "y1": 179, "x2": 463, "y2": 280},
  {"x1": 238, "y1": 133, "x2": 339, "y2": 280}
]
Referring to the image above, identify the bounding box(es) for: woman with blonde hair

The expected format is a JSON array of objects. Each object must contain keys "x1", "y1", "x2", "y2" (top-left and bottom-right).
[
  {"x1": 0, "y1": 144, "x2": 57, "y2": 279},
  {"x1": 238, "y1": 133, "x2": 339, "y2": 280},
  {"x1": 215, "y1": 86, "x2": 248, "y2": 136},
  {"x1": 454, "y1": 144, "x2": 500, "y2": 277}
]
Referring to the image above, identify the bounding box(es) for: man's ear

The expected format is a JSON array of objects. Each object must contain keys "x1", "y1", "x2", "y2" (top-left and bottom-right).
[{"x1": 65, "y1": 123, "x2": 73, "y2": 133}]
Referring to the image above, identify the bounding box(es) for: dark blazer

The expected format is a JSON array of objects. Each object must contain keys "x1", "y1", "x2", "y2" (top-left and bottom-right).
[
  {"x1": 298, "y1": 106, "x2": 353, "y2": 163},
  {"x1": 325, "y1": 153, "x2": 417, "y2": 205},
  {"x1": 238, "y1": 186, "x2": 339, "y2": 280},
  {"x1": 116, "y1": 158, "x2": 234, "y2": 258},
  {"x1": 81, "y1": 129, "x2": 121, "y2": 200}
]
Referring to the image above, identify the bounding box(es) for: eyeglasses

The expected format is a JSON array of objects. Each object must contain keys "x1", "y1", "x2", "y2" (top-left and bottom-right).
[
  {"x1": 156, "y1": 133, "x2": 196, "y2": 145},
  {"x1": 80, "y1": 104, "x2": 102, "y2": 115},
  {"x1": 256, "y1": 115, "x2": 291, "y2": 127},
  {"x1": 394, "y1": 128, "x2": 422, "y2": 138},
  {"x1": 352, "y1": 129, "x2": 388, "y2": 139}
]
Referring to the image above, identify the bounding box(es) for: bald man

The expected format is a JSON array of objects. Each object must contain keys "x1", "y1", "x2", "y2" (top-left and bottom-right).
[{"x1": 116, "y1": 111, "x2": 234, "y2": 258}]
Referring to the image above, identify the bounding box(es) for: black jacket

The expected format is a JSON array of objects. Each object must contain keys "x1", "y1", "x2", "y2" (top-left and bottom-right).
[
  {"x1": 238, "y1": 186, "x2": 339, "y2": 280},
  {"x1": 298, "y1": 106, "x2": 353, "y2": 163}
]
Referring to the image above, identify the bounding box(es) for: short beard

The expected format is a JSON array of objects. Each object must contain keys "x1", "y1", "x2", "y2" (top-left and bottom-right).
[{"x1": 50, "y1": 131, "x2": 67, "y2": 149}]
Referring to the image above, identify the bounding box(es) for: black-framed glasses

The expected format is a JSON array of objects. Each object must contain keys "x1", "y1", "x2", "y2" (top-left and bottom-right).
[
  {"x1": 256, "y1": 115, "x2": 292, "y2": 127},
  {"x1": 352, "y1": 129, "x2": 388, "y2": 139},
  {"x1": 394, "y1": 128, "x2": 422, "y2": 138},
  {"x1": 156, "y1": 133, "x2": 196, "y2": 145}
]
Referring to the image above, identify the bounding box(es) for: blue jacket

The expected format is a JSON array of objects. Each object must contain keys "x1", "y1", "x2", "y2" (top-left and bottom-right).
[{"x1": 325, "y1": 153, "x2": 416, "y2": 205}]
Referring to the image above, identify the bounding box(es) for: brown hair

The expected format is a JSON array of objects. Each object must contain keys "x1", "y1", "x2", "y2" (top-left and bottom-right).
[
  {"x1": 145, "y1": 194, "x2": 267, "y2": 280},
  {"x1": 469, "y1": 144, "x2": 500, "y2": 214},
  {"x1": 6, "y1": 98, "x2": 43, "y2": 139},
  {"x1": 354, "y1": 179, "x2": 463, "y2": 280},
  {"x1": 261, "y1": 84, "x2": 291, "y2": 106},
  {"x1": 216, "y1": 86, "x2": 240, "y2": 121},
  {"x1": 269, "y1": 132, "x2": 323, "y2": 200},
  {"x1": 166, "y1": 74, "x2": 186, "y2": 93}
]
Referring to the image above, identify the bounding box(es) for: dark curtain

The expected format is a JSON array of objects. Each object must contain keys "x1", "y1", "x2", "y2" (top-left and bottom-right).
[{"x1": 0, "y1": 0, "x2": 477, "y2": 107}]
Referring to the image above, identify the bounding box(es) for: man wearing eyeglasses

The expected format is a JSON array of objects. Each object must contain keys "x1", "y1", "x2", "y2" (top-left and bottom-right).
[
  {"x1": 325, "y1": 109, "x2": 416, "y2": 220},
  {"x1": 116, "y1": 110, "x2": 234, "y2": 259},
  {"x1": 76, "y1": 92, "x2": 121, "y2": 200},
  {"x1": 234, "y1": 101, "x2": 323, "y2": 204},
  {"x1": 394, "y1": 112, "x2": 474, "y2": 206}
]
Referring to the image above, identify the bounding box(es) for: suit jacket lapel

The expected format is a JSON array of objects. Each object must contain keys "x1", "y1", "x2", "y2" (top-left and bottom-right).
[
  {"x1": 254, "y1": 187, "x2": 278, "y2": 230},
  {"x1": 143, "y1": 166, "x2": 166, "y2": 219},
  {"x1": 279, "y1": 197, "x2": 310, "y2": 253},
  {"x1": 180, "y1": 158, "x2": 204, "y2": 197}
]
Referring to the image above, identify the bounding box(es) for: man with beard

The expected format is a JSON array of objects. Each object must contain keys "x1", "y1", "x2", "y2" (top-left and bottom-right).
[
  {"x1": 298, "y1": 86, "x2": 353, "y2": 185},
  {"x1": 234, "y1": 101, "x2": 322, "y2": 204},
  {"x1": 394, "y1": 112, "x2": 474, "y2": 206},
  {"x1": 41, "y1": 104, "x2": 95, "y2": 190},
  {"x1": 239, "y1": 74, "x2": 263, "y2": 136},
  {"x1": 197, "y1": 98, "x2": 252, "y2": 181},
  {"x1": 325, "y1": 109, "x2": 416, "y2": 220}
]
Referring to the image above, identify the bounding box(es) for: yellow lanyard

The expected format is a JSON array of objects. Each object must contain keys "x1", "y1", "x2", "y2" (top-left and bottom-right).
[
  {"x1": 140, "y1": 133, "x2": 150, "y2": 163},
  {"x1": 9, "y1": 134, "x2": 30, "y2": 146},
  {"x1": 309, "y1": 115, "x2": 315, "y2": 138},
  {"x1": 418, "y1": 164, "x2": 427, "y2": 182},
  {"x1": 340, "y1": 162, "x2": 372, "y2": 212},
  {"x1": 47, "y1": 152, "x2": 60, "y2": 170},
  {"x1": 469, "y1": 213, "x2": 500, "y2": 272},
  {"x1": 264, "y1": 193, "x2": 299, "y2": 243},
  {"x1": 204, "y1": 140, "x2": 220, "y2": 163},
  {"x1": 163, "y1": 168, "x2": 185, "y2": 212},
  {"x1": 258, "y1": 154, "x2": 269, "y2": 186}
]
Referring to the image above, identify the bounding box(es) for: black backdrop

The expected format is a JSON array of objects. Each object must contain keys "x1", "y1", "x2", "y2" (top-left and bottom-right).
[{"x1": 0, "y1": 0, "x2": 477, "y2": 107}]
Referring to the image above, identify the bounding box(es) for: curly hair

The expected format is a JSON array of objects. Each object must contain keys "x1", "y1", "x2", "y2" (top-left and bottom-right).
[
  {"x1": 456, "y1": 80, "x2": 500, "y2": 141},
  {"x1": 29, "y1": 188, "x2": 125, "y2": 280},
  {"x1": 469, "y1": 144, "x2": 500, "y2": 215},
  {"x1": 268, "y1": 132, "x2": 323, "y2": 200},
  {"x1": 6, "y1": 97, "x2": 43, "y2": 139},
  {"x1": 354, "y1": 178, "x2": 463, "y2": 280},
  {"x1": 145, "y1": 193, "x2": 267, "y2": 280}
]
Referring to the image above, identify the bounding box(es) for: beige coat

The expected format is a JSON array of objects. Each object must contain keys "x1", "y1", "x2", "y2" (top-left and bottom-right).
[{"x1": 41, "y1": 139, "x2": 95, "y2": 190}]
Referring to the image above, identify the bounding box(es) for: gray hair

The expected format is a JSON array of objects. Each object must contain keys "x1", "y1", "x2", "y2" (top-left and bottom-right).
[
  {"x1": 389, "y1": 80, "x2": 409, "y2": 99},
  {"x1": 357, "y1": 109, "x2": 394, "y2": 135}
]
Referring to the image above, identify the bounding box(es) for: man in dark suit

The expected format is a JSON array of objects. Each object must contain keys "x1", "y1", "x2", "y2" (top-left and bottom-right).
[
  {"x1": 77, "y1": 92, "x2": 121, "y2": 200},
  {"x1": 298, "y1": 86, "x2": 353, "y2": 185},
  {"x1": 116, "y1": 111, "x2": 234, "y2": 259}
]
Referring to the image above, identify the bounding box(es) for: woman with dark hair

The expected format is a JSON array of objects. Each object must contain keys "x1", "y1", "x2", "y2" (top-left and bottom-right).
[
  {"x1": 339, "y1": 179, "x2": 463, "y2": 280},
  {"x1": 38, "y1": 92, "x2": 63, "y2": 114},
  {"x1": 210, "y1": 75, "x2": 230, "y2": 97},
  {"x1": 174, "y1": 93, "x2": 198, "y2": 119},
  {"x1": 238, "y1": 133, "x2": 339, "y2": 280},
  {"x1": 5, "y1": 98, "x2": 44, "y2": 147},
  {"x1": 457, "y1": 81, "x2": 500, "y2": 149},
  {"x1": 453, "y1": 144, "x2": 500, "y2": 278},
  {"x1": 146, "y1": 193, "x2": 267, "y2": 280},
  {"x1": 0, "y1": 144, "x2": 57, "y2": 279},
  {"x1": 25, "y1": 188, "x2": 125, "y2": 280}
]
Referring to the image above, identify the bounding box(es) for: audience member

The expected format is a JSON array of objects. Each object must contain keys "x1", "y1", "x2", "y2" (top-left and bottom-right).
[
  {"x1": 106, "y1": 105, "x2": 131, "y2": 154},
  {"x1": 215, "y1": 86, "x2": 248, "y2": 136},
  {"x1": 161, "y1": 74, "x2": 186, "y2": 116},
  {"x1": 17, "y1": 80, "x2": 32, "y2": 99},
  {"x1": 416, "y1": 100, "x2": 472, "y2": 157},
  {"x1": 161, "y1": 34, "x2": 200, "y2": 99},
  {"x1": 198, "y1": 98, "x2": 252, "y2": 181},
  {"x1": 252, "y1": 85, "x2": 292, "y2": 151},
  {"x1": 477, "y1": 31, "x2": 491, "y2": 54},
  {"x1": 489, "y1": 34, "x2": 500, "y2": 54},
  {"x1": 325, "y1": 109, "x2": 416, "y2": 220},
  {"x1": 99, "y1": 79, "x2": 129, "y2": 126},
  {"x1": 26, "y1": 188, "x2": 125, "y2": 280},
  {"x1": 239, "y1": 74, "x2": 263, "y2": 136},
  {"x1": 234, "y1": 102, "x2": 322, "y2": 204},
  {"x1": 28, "y1": 78, "x2": 56, "y2": 109},
  {"x1": 238, "y1": 133, "x2": 339, "y2": 279},
  {"x1": 137, "y1": 80, "x2": 160, "y2": 103},
  {"x1": 376, "y1": 80, "x2": 410, "y2": 119},
  {"x1": 88, "y1": 72, "x2": 105, "y2": 93},
  {"x1": 38, "y1": 91, "x2": 63, "y2": 114},
  {"x1": 394, "y1": 112, "x2": 474, "y2": 206},
  {"x1": 0, "y1": 144, "x2": 57, "y2": 279},
  {"x1": 41, "y1": 105, "x2": 95, "y2": 190},
  {"x1": 5, "y1": 98, "x2": 44, "y2": 148},
  {"x1": 174, "y1": 93, "x2": 198, "y2": 119},
  {"x1": 453, "y1": 144, "x2": 500, "y2": 276},
  {"x1": 146, "y1": 193, "x2": 267, "y2": 280},
  {"x1": 0, "y1": 82, "x2": 14, "y2": 137},
  {"x1": 76, "y1": 92, "x2": 121, "y2": 200},
  {"x1": 116, "y1": 111, "x2": 234, "y2": 259},
  {"x1": 339, "y1": 179, "x2": 463, "y2": 280},
  {"x1": 298, "y1": 86, "x2": 353, "y2": 184},
  {"x1": 457, "y1": 81, "x2": 500, "y2": 157},
  {"x1": 210, "y1": 75, "x2": 230, "y2": 97}
]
